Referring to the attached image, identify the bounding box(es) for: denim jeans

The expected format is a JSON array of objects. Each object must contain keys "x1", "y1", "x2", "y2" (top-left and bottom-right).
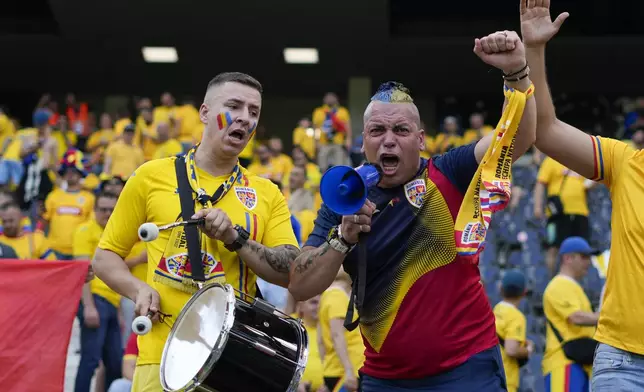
[
  {"x1": 592, "y1": 343, "x2": 644, "y2": 392},
  {"x1": 75, "y1": 295, "x2": 123, "y2": 392},
  {"x1": 360, "y1": 346, "x2": 507, "y2": 392},
  {"x1": 0, "y1": 160, "x2": 24, "y2": 186}
]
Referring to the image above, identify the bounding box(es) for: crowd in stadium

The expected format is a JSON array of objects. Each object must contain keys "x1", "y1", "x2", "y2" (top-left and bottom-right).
[{"x1": 0, "y1": 83, "x2": 642, "y2": 392}]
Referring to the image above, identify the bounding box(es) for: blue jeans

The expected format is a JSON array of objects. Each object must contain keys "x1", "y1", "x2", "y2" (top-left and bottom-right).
[
  {"x1": 0, "y1": 160, "x2": 24, "y2": 186},
  {"x1": 75, "y1": 295, "x2": 123, "y2": 392},
  {"x1": 592, "y1": 343, "x2": 644, "y2": 392},
  {"x1": 107, "y1": 378, "x2": 132, "y2": 392},
  {"x1": 360, "y1": 346, "x2": 506, "y2": 391}
]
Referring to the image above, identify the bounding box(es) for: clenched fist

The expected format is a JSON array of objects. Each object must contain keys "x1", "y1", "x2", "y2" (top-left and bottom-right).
[
  {"x1": 473, "y1": 30, "x2": 526, "y2": 75},
  {"x1": 192, "y1": 208, "x2": 238, "y2": 244}
]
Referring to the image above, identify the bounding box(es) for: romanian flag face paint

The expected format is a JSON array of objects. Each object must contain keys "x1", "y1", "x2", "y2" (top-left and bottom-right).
[
  {"x1": 217, "y1": 112, "x2": 233, "y2": 130},
  {"x1": 248, "y1": 121, "x2": 257, "y2": 136}
]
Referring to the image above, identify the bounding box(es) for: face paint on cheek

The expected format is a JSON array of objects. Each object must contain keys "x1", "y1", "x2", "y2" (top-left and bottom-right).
[
  {"x1": 216, "y1": 112, "x2": 233, "y2": 130},
  {"x1": 248, "y1": 122, "x2": 257, "y2": 136}
]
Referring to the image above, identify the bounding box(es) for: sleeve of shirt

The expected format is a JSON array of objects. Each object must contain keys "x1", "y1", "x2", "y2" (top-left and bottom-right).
[
  {"x1": 545, "y1": 282, "x2": 584, "y2": 321},
  {"x1": 73, "y1": 225, "x2": 93, "y2": 259},
  {"x1": 303, "y1": 204, "x2": 342, "y2": 248},
  {"x1": 42, "y1": 192, "x2": 55, "y2": 221},
  {"x1": 431, "y1": 142, "x2": 479, "y2": 195},
  {"x1": 536, "y1": 158, "x2": 552, "y2": 184},
  {"x1": 324, "y1": 289, "x2": 350, "y2": 320},
  {"x1": 505, "y1": 311, "x2": 527, "y2": 343},
  {"x1": 262, "y1": 186, "x2": 300, "y2": 248},
  {"x1": 589, "y1": 136, "x2": 634, "y2": 188},
  {"x1": 124, "y1": 332, "x2": 139, "y2": 359},
  {"x1": 98, "y1": 165, "x2": 149, "y2": 258}
]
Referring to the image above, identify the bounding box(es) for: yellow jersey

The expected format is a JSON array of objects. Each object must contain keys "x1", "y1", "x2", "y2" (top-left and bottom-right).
[
  {"x1": 270, "y1": 154, "x2": 294, "y2": 181},
  {"x1": 493, "y1": 301, "x2": 527, "y2": 392},
  {"x1": 247, "y1": 162, "x2": 277, "y2": 182},
  {"x1": 128, "y1": 241, "x2": 148, "y2": 283},
  {"x1": 463, "y1": 126, "x2": 494, "y2": 144},
  {"x1": 0, "y1": 113, "x2": 16, "y2": 154},
  {"x1": 97, "y1": 157, "x2": 298, "y2": 365},
  {"x1": 312, "y1": 105, "x2": 350, "y2": 145},
  {"x1": 153, "y1": 139, "x2": 183, "y2": 160},
  {"x1": 537, "y1": 157, "x2": 589, "y2": 217},
  {"x1": 73, "y1": 219, "x2": 121, "y2": 308},
  {"x1": 104, "y1": 140, "x2": 145, "y2": 179},
  {"x1": 174, "y1": 104, "x2": 200, "y2": 143},
  {"x1": 298, "y1": 317, "x2": 324, "y2": 391},
  {"x1": 86, "y1": 129, "x2": 115, "y2": 153},
  {"x1": 43, "y1": 189, "x2": 95, "y2": 255},
  {"x1": 590, "y1": 136, "x2": 644, "y2": 355},
  {"x1": 318, "y1": 287, "x2": 365, "y2": 377},
  {"x1": 0, "y1": 230, "x2": 55, "y2": 260},
  {"x1": 152, "y1": 106, "x2": 178, "y2": 125},
  {"x1": 293, "y1": 210, "x2": 317, "y2": 244},
  {"x1": 542, "y1": 275, "x2": 595, "y2": 375},
  {"x1": 432, "y1": 133, "x2": 463, "y2": 155},
  {"x1": 138, "y1": 123, "x2": 159, "y2": 161},
  {"x1": 293, "y1": 126, "x2": 317, "y2": 159}
]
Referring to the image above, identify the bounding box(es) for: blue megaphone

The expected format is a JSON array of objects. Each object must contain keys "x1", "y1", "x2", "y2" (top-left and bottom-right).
[{"x1": 320, "y1": 164, "x2": 382, "y2": 215}]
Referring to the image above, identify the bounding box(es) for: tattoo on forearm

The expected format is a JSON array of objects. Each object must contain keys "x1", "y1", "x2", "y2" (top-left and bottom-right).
[
  {"x1": 246, "y1": 242, "x2": 299, "y2": 273},
  {"x1": 294, "y1": 243, "x2": 331, "y2": 274}
]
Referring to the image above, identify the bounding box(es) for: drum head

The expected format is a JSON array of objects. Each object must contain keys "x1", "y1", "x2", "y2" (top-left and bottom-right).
[{"x1": 161, "y1": 284, "x2": 236, "y2": 392}]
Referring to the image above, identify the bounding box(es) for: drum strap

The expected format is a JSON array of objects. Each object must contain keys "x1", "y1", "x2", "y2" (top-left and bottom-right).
[
  {"x1": 344, "y1": 235, "x2": 368, "y2": 331},
  {"x1": 175, "y1": 156, "x2": 206, "y2": 282}
]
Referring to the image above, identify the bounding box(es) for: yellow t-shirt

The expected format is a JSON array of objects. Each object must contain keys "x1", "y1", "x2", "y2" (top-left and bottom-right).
[
  {"x1": 73, "y1": 219, "x2": 121, "y2": 308},
  {"x1": 0, "y1": 230, "x2": 55, "y2": 260},
  {"x1": 153, "y1": 106, "x2": 178, "y2": 125},
  {"x1": 86, "y1": 129, "x2": 115, "y2": 153},
  {"x1": 319, "y1": 287, "x2": 365, "y2": 377},
  {"x1": 312, "y1": 105, "x2": 350, "y2": 145},
  {"x1": 590, "y1": 136, "x2": 644, "y2": 355},
  {"x1": 128, "y1": 241, "x2": 148, "y2": 283},
  {"x1": 138, "y1": 123, "x2": 159, "y2": 161},
  {"x1": 271, "y1": 154, "x2": 294, "y2": 181},
  {"x1": 493, "y1": 301, "x2": 527, "y2": 392},
  {"x1": 97, "y1": 157, "x2": 298, "y2": 365},
  {"x1": 294, "y1": 210, "x2": 317, "y2": 244},
  {"x1": 0, "y1": 113, "x2": 16, "y2": 154},
  {"x1": 44, "y1": 189, "x2": 95, "y2": 255},
  {"x1": 432, "y1": 133, "x2": 463, "y2": 155},
  {"x1": 247, "y1": 162, "x2": 277, "y2": 181},
  {"x1": 463, "y1": 126, "x2": 494, "y2": 144},
  {"x1": 152, "y1": 139, "x2": 183, "y2": 160},
  {"x1": 537, "y1": 157, "x2": 589, "y2": 217},
  {"x1": 293, "y1": 126, "x2": 317, "y2": 159},
  {"x1": 542, "y1": 275, "x2": 595, "y2": 375},
  {"x1": 298, "y1": 319, "x2": 324, "y2": 391},
  {"x1": 104, "y1": 140, "x2": 145, "y2": 179},
  {"x1": 174, "y1": 104, "x2": 200, "y2": 143}
]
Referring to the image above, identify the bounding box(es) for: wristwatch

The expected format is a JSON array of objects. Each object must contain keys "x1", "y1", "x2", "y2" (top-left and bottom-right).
[
  {"x1": 327, "y1": 225, "x2": 355, "y2": 255},
  {"x1": 224, "y1": 225, "x2": 250, "y2": 252}
]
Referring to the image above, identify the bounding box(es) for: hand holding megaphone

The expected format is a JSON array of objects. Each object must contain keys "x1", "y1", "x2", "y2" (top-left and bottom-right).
[{"x1": 339, "y1": 200, "x2": 378, "y2": 244}]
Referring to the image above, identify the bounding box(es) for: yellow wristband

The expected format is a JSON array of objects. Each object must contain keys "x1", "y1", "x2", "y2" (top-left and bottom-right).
[{"x1": 503, "y1": 83, "x2": 535, "y2": 99}]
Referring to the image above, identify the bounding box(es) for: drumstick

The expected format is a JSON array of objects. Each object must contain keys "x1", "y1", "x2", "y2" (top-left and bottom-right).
[
  {"x1": 137, "y1": 218, "x2": 205, "y2": 242},
  {"x1": 132, "y1": 311, "x2": 154, "y2": 335}
]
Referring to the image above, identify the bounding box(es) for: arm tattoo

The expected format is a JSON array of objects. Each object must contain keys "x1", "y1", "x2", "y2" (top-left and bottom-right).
[
  {"x1": 246, "y1": 242, "x2": 299, "y2": 273},
  {"x1": 294, "y1": 243, "x2": 331, "y2": 274}
]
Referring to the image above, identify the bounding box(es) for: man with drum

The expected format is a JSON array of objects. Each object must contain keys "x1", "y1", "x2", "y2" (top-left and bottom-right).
[
  {"x1": 93, "y1": 72, "x2": 299, "y2": 392},
  {"x1": 288, "y1": 30, "x2": 537, "y2": 391}
]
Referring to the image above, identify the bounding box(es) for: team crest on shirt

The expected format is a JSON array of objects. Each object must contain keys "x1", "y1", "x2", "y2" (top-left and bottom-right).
[
  {"x1": 235, "y1": 187, "x2": 257, "y2": 210},
  {"x1": 461, "y1": 222, "x2": 486, "y2": 245},
  {"x1": 164, "y1": 251, "x2": 222, "y2": 278},
  {"x1": 404, "y1": 179, "x2": 426, "y2": 208}
]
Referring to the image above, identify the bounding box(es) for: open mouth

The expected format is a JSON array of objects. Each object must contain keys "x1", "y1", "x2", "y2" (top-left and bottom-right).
[
  {"x1": 379, "y1": 154, "x2": 399, "y2": 175},
  {"x1": 229, "y1": 129, "x2": 245, "y2": 141}
]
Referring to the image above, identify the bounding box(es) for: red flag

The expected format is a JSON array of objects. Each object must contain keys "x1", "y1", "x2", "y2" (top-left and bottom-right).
[{"x1": 0, "y1": 259, "x2": 88, "y2": 392}]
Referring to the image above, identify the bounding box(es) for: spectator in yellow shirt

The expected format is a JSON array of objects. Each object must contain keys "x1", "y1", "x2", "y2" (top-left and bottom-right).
[
  {"x1": 543, "y1": 237, "x2": 598, "y2": 392},
  {"x1": 534, "y1": 157, "x2": 591, "y2": 276},
  {"x1": 285, "y1": 166, "x2": 315, "y2": 213},
  {"x1": 318, "y1": 268, "x2": 365, "y2": 392},
  {"x1": 43, "y1": 150, "x2": 95, "y2": 259},
  {"x1": 73, "y1": 191, "x2": 123, "y2": 392},
  {"x1": 138, "y1": 108, "x2": 159, "y2": 160},
  {"x1": 295, "y1": 295, "x2": 324, "y2": 392},
  {"x1": 0, "y1": 202, "x2": 55, "y2": 260},
  {"x1": 463, "y1": 112, "x2": 494, "y2": 144},
  {"x1": 268, "y1": 137, "x2": 294, "y2": 183},
  {"x1": 433, "y1": 116, "x2": 463, "y2": 155},
  {"x1": 312, "y1": 92, "x2": 352, "y2": 170},
  {"x1": 248, "y1": 144, "x2": 279, "y2": 182},
  {"x1": 0, "y1": 106, "x2": 16, "y2": 154},
  {"x1": 103, "y1": 125, "x2": 145, "y2": 179},
  {"x1": 291, "y1": 146, "x2": 322, "y2": 191},
  {"x1": 293, "y1": 118, "x2": 317, "y2": 160},
  {"x1": 152, "y1": 123, "x2": 183, "y2": 160},
  {"x1": 493, "y1": 270, "x2": 533, "y2": 392},
  {"x1": 86, "y1": 113, "x2": 115, "y2": 171}
]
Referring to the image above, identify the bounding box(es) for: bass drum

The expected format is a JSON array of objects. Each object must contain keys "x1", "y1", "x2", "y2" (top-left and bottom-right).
[{"x1": 160, "y1": 283, "x2": 308, "y2": 392}]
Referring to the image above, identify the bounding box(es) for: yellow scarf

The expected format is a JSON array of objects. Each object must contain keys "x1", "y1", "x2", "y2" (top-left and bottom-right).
[
  {"x1": 455, "y1": 84, "x2": 534, "y2": 256},
  {"x1": 153, "y1": 144, "x2": 242, "y2": 293}
]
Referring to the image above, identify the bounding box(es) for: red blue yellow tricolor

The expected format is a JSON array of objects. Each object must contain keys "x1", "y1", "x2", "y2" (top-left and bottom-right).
[{"x1": 217, "y1": 112, "x2": 233, "y2": 130}]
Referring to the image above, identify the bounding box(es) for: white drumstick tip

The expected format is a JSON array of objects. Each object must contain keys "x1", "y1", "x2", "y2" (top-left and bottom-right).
[
  {"x1": 132, "y1": 315, "x2": 153, "y2": 335},
  {"x1": 138, "y1": 223, "x2": 159, "y2": 242}
]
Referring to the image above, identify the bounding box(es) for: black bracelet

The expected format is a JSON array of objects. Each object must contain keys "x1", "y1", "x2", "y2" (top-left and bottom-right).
[
  {"x1": 504, "y1": 72, "x2": 530, "y2": 83},
  {"x1": 503, "y1": 64, "x2": 528, "y2": 78}
]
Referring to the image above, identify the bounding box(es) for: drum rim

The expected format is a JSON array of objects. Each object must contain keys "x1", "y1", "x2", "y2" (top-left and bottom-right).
[
  {"x1": 286, "y1": 317, "x2": 309, "y2": 392},
  {"x1": 159, "y1": 283, "x2": 236, "y2": 392}
]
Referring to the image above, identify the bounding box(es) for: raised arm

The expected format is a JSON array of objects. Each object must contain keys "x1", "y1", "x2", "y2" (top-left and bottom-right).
[
  {"x1": 521, "y1": 0, "x2": 598, "y2": 178},
  {"x1": 472, "y1": 30, "x2": 537, "y2": 163}
]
